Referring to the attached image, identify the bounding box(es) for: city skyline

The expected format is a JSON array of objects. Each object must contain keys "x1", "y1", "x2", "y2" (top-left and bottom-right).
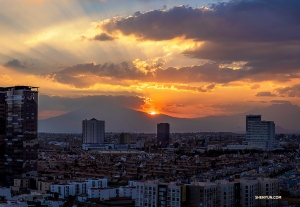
[{"x1": 1, "y1": 0, "x2": 300, "y2": 120}]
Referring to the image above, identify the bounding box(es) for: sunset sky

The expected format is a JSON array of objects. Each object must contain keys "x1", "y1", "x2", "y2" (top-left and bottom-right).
[{"x1": 1, "y1": 0, "x2": 300, "y2": 119}]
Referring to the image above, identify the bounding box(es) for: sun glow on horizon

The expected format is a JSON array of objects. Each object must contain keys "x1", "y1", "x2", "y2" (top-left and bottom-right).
[{"x1": 149, "y1": 111, "x2": 156, "y2": 115}]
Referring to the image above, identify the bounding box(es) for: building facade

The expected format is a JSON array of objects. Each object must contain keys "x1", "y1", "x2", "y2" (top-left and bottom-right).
[
  {"x1": 186, "y1": 182, "x2": 219, "y2": 207},
  {"x1": 245, "y1": 115, "x2": 281, "y2": 151},
  {"x1": 135, "y1": 181, "x2": 186, "y2": 207},
  {"x1": 0, "y1": 89, "x2": 6, "y2": 181},
  {"x1": 226, "y1": 115, "x2": 282, "y2": 151},
  {"x1": 82, "y1": 118, "x2": 105, "y2": 144},
  {"x1": 157, "y1": 123, "x2": 170, "y2": 148},
  {"x1": 4, "y1": 86, "x2": 39, "y2": 183},
  {"x1": 120, "y1": 133, "x2": 131, "y2": 145}
]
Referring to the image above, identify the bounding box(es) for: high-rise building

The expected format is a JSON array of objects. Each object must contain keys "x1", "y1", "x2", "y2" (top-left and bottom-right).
[
  {"x1": 82, "y1": 118, "x2": 105, "y2": 144},
  {"x1": 226, "y1": 115, "x2": 282, "y2": 151},
  {"x1": 157, "y1": 123, "x2": 170, "y2": 148},
  {"x1": 4, "y1": 86, "x2": 39, "y2": 182},
  {"x1": 245, "y1": 115, "x2": 280, "y2": 151},
  {"x1": 0, "y1": 88, "x2": 6, "y2": 181},
  {"x1": 119, "y1": 133, "x2": 131, "y2": 145}
]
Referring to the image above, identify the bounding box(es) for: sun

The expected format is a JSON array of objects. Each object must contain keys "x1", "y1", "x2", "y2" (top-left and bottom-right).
[{"x1": 149, "y1": 111, "x2": 156, "y2": 115}]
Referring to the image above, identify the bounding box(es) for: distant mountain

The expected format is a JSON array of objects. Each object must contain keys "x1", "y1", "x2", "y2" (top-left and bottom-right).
[{"x1": 38, "y1": 103, "x2": 300, "y2": 133}]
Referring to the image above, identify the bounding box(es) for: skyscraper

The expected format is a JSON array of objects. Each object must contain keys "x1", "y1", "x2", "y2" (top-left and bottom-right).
[
  {"x1": 4, "y1": 86, "x2": 39, "y2": 182},
  {"x1": 245, "y1": 115, "x2": 279, "y2": 151},
  {"x1": 0, "y1": 89, "x2": 6, "y2": 181},
  {"x1": 226, "y1": 115, "x2": 282, "y2": 151},
  {"x1": 82, "y1": 118, "x2": 105, "y2": 144},
  {"x1": 157, "y1": 123, "x2": 170, "y2": 148}
]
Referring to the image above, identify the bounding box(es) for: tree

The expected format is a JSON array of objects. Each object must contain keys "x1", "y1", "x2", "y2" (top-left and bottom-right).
[{"x1": 53, "y1": 192, "x2": 59, "y2": 200}]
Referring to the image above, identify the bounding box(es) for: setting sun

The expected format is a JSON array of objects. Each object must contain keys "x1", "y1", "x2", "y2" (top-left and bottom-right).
[{"x1": 149, "y1": 111, "x2": 156, "y2": 115}]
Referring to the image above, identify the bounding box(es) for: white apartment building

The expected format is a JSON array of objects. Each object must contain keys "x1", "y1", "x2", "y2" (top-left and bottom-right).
[
  {"x1": 37, "y1": 181, "x2": 54, "y2": 193},
  {"x1": 135, "y1": 181, "x2": 158, "y2": 207},
  {"x1": 82, "y1": 118, "x2": 105, "y2": 144},
  {"x1": 118, "y1": 186, "x2": 137, "y2": 199},
  {"x1": 239, "y1": 179, "x2": 259, "y2": 207},
  {"x1": 87, "y1": 187, "x2": 116, "y2": 200},
  {"x1": 136, "y1": 180, "x2": 184, "y2": 207},
  {"x1": 85, "y1": 178, "x2": 108, "y2": 189},
  {"x1": 257, "y1": 177, "x2": 280, "y2": 207},
  {"x1": 50, "y1": 184, "x2": 75, "y2": 198},
  {"x1": 216, "y1": 180, "x2": 240, "y2": 207},
  {"x1": 69, "y1": 181, "x2": 87, "y2": 195},
  {"x1": 187, "y1": 182, "x2": 219, "y2": 207}
]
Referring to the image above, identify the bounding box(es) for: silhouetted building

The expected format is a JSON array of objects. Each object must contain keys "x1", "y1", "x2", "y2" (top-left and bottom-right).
[
  {"x1": 119, "y1": 133, "x2": 131, "y2": 145},
  {"x1": 5, "y1": 86, "x2": 39, "y2": 183},
  {"x1": 0, "y1": 89, "x2": 6, "y2": 181},
  {"x1": 157, "y1": 123, "x2": 170, "y2": 148},
  {"x1": 82, "y1": 118, "x2": 105, "y2": 144}
]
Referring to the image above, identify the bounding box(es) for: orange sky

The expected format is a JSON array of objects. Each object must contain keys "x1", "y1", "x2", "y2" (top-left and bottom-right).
[{"x1": 1, "y1": 0, "x2": 300, "y2": 119}]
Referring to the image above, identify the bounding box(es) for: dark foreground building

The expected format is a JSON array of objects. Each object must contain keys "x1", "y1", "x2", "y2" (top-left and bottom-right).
[{"x1": 0, "y1": 86, "x2": 39, "y2": 183}]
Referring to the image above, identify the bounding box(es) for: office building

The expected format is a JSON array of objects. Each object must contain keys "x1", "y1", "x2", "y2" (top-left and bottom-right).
[
  {"x1": 4, "y1": 86, "x2": 39, "y2": 182},
  {"x1": 82, "y1": 118, "x2": 105, "y2": 144},
  {"x1": 157, "y1": 123, "x2": 170, "y2": 148},
  {"x1": 119, "y1": 132, "x2": 131, "y2": 145},
  {"x1": 226, "y1": 115, "x2": 282, "y2": 151}
]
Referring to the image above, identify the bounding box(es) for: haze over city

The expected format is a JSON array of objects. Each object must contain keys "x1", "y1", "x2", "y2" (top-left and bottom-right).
[{"x1": 1, "y1": 0, "x2": 300, "y2": 132}]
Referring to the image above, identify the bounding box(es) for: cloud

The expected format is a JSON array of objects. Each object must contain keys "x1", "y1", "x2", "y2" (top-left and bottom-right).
[
  {"x1": 93, "y1": 33, "x2": 115, "y2": 41},
  {"x1": 51, "y1": 59, "x2": 296, "y2": 88},
  {"x1": 274, "y1": 84, "x2": 300, "y2": 97},
  {"x1": 255, "y1": 91, "x2": 276, "y2": 97},
  {"x1": 39, "y1": 94, "x2": 146, "y2": 113},
  {"x1": 4, "y1": 59, "x2": 26, "y2": 68},
  {"x1": 251, "y1": 84, "x2": 260, "y2": 90},
  {"x1": 101, "y1": 1, "x2": 300, "y2": 42},
  {"x1": 50, "y1": 61, "x2": 246, "y2": 88},
  {"x1": 173, "y1": 84, "x2": 215, "y2": 92},
  {"x1": 98, "y1": 1, "x2": 300, "y2": 82},
  {"x1": 270, "y1": 100, "x2": 291, "y2": 104}
]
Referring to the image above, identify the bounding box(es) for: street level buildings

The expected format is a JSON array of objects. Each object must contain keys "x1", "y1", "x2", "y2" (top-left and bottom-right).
[{"x1": 82, "y1": 118, "x2": 105, "y2": 144}]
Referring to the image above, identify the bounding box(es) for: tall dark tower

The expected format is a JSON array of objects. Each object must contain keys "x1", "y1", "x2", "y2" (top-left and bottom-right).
[
  {"x1": 157, "y1": 123, "x2": 170, "y2": 148},
  {"x1": 4, "y1": 86, "x2": 39, "y2": 183},
  {"x1": 0, "y1": 89, "x2": 6, "y2": 181}
]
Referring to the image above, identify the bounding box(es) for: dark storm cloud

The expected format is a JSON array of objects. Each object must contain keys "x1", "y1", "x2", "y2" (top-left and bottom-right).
[
  {"x1": 275, "y1": 84, "x2": 300, "y2": 97},
  {"x1": 100, "y1": 0, "x2": 300, "y2": 81},
  {"x1": 51, "y1": 62, "x2": 241, "y2": 87},
  {"x1": 93, "y1": 33, "x2": 115, "y2": 41},
  {"x1": 4, "y1": 59, "x2": 26, "y2": 68},
  {"x1": 52, "y1": 60, "x2": 297, "y2": 88},
  {"x1": 255, "y1": 92, "x2": 276, "y2": 97},
  {"x1": 102, "y1": 1, "x2": 300, "y2": 42}
]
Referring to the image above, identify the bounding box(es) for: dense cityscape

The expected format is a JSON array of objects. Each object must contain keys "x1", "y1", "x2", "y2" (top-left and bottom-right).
[
  {"x1": 2, "y1": 0, "x2": 300, "y2": 206},
  {"x1": 0, "y1": 86, "x2": 299, "y2": 207}
]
